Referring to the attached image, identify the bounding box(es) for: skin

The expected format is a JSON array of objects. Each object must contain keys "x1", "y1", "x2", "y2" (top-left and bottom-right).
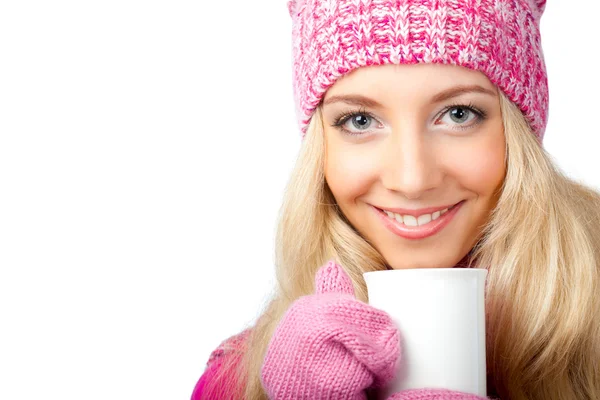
[{"x1": 321, "y1": 63, "x2": 506, "y2": 269}]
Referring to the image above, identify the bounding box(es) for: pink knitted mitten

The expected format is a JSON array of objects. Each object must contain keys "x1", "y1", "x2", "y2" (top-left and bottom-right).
[
  {"x1": 260, "y1": 260, "x2": 400, "y2": 400},
  {"x1": 387, "y1": 388, "x2": 489, "y2": 399}
]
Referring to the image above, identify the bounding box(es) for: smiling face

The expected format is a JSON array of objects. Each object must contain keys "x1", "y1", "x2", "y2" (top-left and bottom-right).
[{"x1": 321, "y1": 63, "x2": 506, "y2": 269}]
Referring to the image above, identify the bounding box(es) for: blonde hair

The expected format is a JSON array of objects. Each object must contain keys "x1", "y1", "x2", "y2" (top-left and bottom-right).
[{"x1": 203, "y1": 92, "x2": 600, "y2": 400}]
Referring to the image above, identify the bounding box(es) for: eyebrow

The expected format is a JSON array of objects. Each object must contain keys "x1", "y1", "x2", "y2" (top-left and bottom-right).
[
  {"x1": 323, "y1": 94, "x2": 383, "y2": 108},
  {"x1": 430, "y1": 84, "x2": 497, "y2": 103},
  {"x1": 322, "y1": 84, "x2": 497, "y2": 108}
]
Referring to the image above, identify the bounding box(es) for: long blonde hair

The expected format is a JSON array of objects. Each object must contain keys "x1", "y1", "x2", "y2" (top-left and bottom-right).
[{"x1": 207, "y1": 91, "x2": 600, "y2": 400}]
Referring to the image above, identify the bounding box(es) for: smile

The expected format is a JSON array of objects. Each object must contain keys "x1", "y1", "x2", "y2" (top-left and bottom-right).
[{"x1": 372, "y1": 200, "x2": 465, "y2": 240}]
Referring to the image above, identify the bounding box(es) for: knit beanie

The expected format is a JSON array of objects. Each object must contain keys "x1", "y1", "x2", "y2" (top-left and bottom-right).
[{"x1": 288, "y1": 0, "x2": 549, "y2": 142}]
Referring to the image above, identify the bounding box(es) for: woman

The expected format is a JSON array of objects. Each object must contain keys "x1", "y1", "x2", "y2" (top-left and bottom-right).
[{"x1": 193, "y1": 0, "x2": 600, "y2": 398}]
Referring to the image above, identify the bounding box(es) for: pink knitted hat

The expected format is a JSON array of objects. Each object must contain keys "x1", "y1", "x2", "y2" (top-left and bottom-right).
[{"x1": 288, "y1": 0, "x2": 549, "y2": 142}]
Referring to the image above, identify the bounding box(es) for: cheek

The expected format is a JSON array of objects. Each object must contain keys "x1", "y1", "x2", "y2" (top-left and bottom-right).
[
  {"x1": 449, "y1": 132, "x2": 506, "y2": 196},
  {"x1": 325, "y1": 144, "x2": 379, "y2": 202}
]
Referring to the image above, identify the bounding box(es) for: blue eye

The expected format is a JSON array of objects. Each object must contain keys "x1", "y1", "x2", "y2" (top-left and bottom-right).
[
  {"x1": 348, "y1": 114, "x2": 372, "y2": 130},
  {"x1": 447, "y1": 107, "x2": 472, "y2": 123},
  {"x1": 438, "y1": 104, "x2": 487, "y2": 130},
  {"x1": 332, "y1": 110, "x2": 379, "y2": 135},
  {"x1": 331, "y1": 103, "x2": 488, "y2": 135}
]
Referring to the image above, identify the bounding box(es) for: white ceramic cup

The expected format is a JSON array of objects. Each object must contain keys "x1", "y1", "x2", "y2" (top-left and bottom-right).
[{"x1": 363, "y1": 268, "x2": 487, "y2": 398}]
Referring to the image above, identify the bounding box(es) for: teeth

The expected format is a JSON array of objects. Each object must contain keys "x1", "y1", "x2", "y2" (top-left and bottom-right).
[
  {"x1": 394, "y1": 214, "x2": 403, "y2": 224},
  {"x1": 404, "y1": 215, "x2": 418, "y2": 226},
  {"x1": 417, "y1": 214, "x2": 432, "y2": 225},
  {"x1": 383, "y1": 207, "x2": 450, "y2": 227}
]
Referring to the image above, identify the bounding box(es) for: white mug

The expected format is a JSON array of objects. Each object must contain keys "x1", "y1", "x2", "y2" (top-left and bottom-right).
[{"x1": 363, "y1": 268, "x2": 488, "y2": 398}]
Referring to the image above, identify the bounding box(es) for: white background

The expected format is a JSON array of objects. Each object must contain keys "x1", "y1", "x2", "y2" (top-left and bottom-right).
[{"x1": 0, "y1": 1, "x2": 598, "y2": 399}]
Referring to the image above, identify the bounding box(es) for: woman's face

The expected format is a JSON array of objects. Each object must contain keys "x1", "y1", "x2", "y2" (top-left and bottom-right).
[{"x1": 322, "y1": 63, "x2": 506, "y2": 269}]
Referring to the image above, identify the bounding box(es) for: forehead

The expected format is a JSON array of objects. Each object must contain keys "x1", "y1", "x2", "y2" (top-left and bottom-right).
[{"x1": 323, "y1": 63, "x2": 497, "y2": 100}]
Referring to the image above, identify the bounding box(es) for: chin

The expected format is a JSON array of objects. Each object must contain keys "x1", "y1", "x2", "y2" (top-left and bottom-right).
[
  {"x1": 388, "y1": 265, "x2": 454, "y2": 270},
  {"x1": 383, "y1": 252, "x2": 466, "y2": 270}
]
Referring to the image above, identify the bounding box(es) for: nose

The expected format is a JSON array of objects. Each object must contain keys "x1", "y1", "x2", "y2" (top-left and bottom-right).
[{"x1": 380, "y1": 126, "x2": 443, "y2": 199}]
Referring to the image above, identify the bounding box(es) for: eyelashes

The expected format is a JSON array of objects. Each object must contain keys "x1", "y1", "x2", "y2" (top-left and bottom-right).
[
  {"x1": 436, "y1": 102, "x2": 488, "y2": 131},
  {"x1": 330, "y1": 103, "x2": 488, "y2": 136},
  {"x1": 443, "y1": 102, "x2": 487, "y2": 119},
  {"x1": 331, "y1": 107, "x2": 375, "y2": 133}
]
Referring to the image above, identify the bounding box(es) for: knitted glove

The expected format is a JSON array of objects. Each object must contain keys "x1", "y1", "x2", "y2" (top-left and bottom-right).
[
  {"x1": 387, "y1": 388, "x2": 489, "y2": 399},
  {"x1": 260, "y1": 260, "x2": 400, "y2": 400}
]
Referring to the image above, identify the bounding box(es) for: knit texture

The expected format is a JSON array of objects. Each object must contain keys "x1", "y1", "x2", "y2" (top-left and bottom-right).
[
  {"x1": 388, "y1": 388, "x2": 488, "y2": 399},
  {"x1": 194, "y1": 260, "x2": 495, "y2": 399},
  {"x1": 191, "y1": 329, "x2": 250, "y2": 400},
  {"x1": 260, "y1": 260, "x2": 401, "y2": 399},
  {"x1": 288, "y1": 0, "x2": 549, "y2": 142},
  {"x1": 192, "y1": 332, "x2": 494, "y2": 399}
]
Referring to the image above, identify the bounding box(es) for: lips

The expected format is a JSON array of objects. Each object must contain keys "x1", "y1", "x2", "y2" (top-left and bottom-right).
[
  {"x1": 373, "y1": 200, "x2": 465, "y2": 240},
  {"x1": 375, "y1": 200, "x2": 463, "y2": 218}
]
